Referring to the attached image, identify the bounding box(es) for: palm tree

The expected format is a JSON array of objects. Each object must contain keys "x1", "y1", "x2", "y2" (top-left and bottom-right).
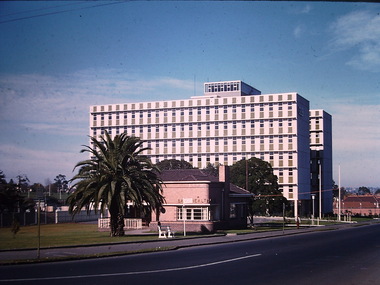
[{"x1": 67, "y1": 132, "x2": 164, "y2": 237}]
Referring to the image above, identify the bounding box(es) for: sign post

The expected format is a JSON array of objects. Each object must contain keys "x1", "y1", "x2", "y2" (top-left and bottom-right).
[{"x1": 182, "y1": 198, "x2": 192, "y2": 237}]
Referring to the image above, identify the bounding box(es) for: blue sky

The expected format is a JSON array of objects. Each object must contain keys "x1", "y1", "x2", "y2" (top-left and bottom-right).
[{"x1": 0, "y1": 1, "x2": 379, "y2": 188}]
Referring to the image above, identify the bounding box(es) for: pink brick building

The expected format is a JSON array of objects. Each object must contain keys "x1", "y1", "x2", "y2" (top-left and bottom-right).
[{"x1": 149, "y1": 165, "x2": 252, "y2": 233}]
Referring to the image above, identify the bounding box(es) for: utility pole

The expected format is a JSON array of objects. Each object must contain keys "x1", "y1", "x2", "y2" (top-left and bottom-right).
[
  {"x1": 319, "y1": 161, "x2": 322, "y2": 220},
  {"x1": 338, "y1": 165, "x2": 341, "y2": 221}
]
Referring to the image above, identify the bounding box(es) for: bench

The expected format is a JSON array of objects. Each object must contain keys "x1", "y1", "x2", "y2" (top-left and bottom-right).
[{"x1": 158, "y1": 225, "x2": 175, "y2": 238}]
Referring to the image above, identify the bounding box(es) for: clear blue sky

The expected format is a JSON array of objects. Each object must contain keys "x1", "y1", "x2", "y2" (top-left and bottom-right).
[{"x1": 0, "y1": 1, "x2": 379, "y2": 188}]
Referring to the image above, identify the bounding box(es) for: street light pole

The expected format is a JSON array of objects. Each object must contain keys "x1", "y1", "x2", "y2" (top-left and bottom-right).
[
  {"x1": 311, "y1": 194, "x2": 315, "y2": 225},
  {"x1": 319, "y1": 161, "x2": 322, "y2": 220},
  {"x1": 338, "y1": 165, "x2": 341, "y2": 221}
]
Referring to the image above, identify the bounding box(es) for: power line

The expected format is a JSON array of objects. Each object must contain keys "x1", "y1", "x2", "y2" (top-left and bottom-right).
[
  {"x1": 1, "y1": 2, "x2": 88, "y2": 18},
  {"x1": 0, "y1": 1, "x2": 127, "y2": 24}
]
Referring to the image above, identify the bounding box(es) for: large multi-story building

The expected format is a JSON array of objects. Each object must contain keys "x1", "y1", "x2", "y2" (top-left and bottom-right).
[{"x1": 90, "y1": 80, "x2": 332, "y2": 217}]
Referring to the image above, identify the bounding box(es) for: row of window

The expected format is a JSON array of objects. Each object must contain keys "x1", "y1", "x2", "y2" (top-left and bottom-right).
[
  {"x1": 91, "y1": 93, "x2": 297, "y2": 113},
  {"x1": 92, "y1": 119, "x2": 295, "y2": 134},
  {"x1": 92, "y1": 102, "x2": 295, "y2": 120}
]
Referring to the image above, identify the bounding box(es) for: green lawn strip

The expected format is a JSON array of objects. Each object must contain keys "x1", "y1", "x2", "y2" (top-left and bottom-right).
[
  {"x1": 0, "y1": 223, "x2": 159, "y2": 250},
  {"x1": 0, "y1": 223, "x2": 220, "y2": 251}
]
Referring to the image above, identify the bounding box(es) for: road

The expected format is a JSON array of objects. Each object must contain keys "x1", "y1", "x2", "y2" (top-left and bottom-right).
[{"x1": 1, "y1": 223, "x2": 380, "y2": 285}]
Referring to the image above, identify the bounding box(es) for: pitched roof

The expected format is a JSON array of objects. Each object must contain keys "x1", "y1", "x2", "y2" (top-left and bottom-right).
[
  {"x1": 230, "y1": 183, "x2": 251, "y2": 195},
  {"x1": 159, "y1": 169, "x2": 220, "y2": 182},
  {"x1": 343, "y1": 195, "x2": 380, "y2": 208},
  {"x1": 159, "y1": 169, "x2": 251, "y2": 196}
]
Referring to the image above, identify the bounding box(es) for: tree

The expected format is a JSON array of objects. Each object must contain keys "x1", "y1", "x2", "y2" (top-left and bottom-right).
[
  {"x1": 230, "y1": 158, "x2": 287, "y2": 220},
  {"x1": 0, "y1": 171, "x2": 35, "y2": 232},
  {"x1": 155, "y1": 159, "x2": 194, "y2": 171},
  {"x1": 0, "y1": 171, "x2": 24, "y2": 213},
  {"x1": 358, "y1": 186, "x2": 371, "y2": 195},
  {"x1": 203, "y1": 163, "x2": 219, "y2": 177},
  {"x1": 16, "y1": 174, "x2": 29, "y2": 193},
  {"x1": 54, "y1": 174, "x2": 68, "y2": 193},
  {"x1": 67, "y1": 132, "x2": 164, "y2": 237}
]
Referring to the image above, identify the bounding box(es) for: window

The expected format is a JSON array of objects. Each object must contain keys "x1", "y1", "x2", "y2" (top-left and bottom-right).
[
  {"x1": 177, "y1": 207, "x2": 209, "y2": 221},
  {"x1": 108, "y1": 114, "x2": 112, "y2": 120},
  {"x1": 230, "y1": 204, "x2": 237, "y2": 219}
]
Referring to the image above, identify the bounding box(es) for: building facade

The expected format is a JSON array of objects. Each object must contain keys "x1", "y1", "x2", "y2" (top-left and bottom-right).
[
  {"x1": 150, "y1": 166, "x2": 251, "y2": 232},
  {"x1": 90, "y1": 80, "x2": 332, "y2": 218},
  {"x1": 310, "y1": 110, "x2": 333, "y2": 215}
]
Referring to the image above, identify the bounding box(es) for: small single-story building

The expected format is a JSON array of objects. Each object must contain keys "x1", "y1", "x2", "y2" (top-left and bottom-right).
[
  {"x1": 149, "y1": 165, "x2": 252, "y2": 233},
  {"x1": 333, "y1": 195, "x2": 380, "y2": 216}
]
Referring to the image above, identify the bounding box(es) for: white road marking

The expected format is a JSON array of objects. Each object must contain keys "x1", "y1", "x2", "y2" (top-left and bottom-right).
[{"x1": 0, "y1": 253, "x2": 262, "y2": 282}]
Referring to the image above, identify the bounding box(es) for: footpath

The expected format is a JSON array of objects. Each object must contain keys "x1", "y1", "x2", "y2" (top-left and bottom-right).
[{"x1": 0, "y1": 222, "x2": 369, "y2": 265}]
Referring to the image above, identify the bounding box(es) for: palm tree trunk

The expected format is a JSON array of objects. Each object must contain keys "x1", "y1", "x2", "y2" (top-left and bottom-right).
[{"x1": 110, "y1": 212, "x2": 125, "y2": 237}]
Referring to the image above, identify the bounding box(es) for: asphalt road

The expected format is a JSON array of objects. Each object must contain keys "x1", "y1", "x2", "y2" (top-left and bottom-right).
[{"x1": 1, "y1": 223, "x2": 380, "y2": 285}]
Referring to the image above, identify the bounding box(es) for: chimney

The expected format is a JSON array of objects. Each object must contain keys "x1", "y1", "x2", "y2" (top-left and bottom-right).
[{"x1": 219, "y1": 165, "x2": 230, "y2": 192}]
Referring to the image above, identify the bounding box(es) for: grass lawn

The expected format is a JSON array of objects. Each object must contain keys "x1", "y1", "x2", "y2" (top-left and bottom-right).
[{"x1": 0, "y1": 223, "x2": 159, "y2": 250}]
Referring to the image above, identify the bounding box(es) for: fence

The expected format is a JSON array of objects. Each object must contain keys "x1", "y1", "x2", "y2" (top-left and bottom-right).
[
  {"x1": 55, "y1": 210, "x2": 102, "y2": 223},
  {"x1": 98, "y1": 218, "x2": 142, "y2": 230}
]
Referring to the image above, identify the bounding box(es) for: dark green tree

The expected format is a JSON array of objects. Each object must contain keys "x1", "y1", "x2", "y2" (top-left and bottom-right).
[
  {"x1": 203, "y1": 163, "x2": 219, "y2": 177},
  {"x1": 0, "y1": 172, "x2": 23, "y2": 213},
  {"x1": 155, "y1": 159, "x2": 194, "y2": 171},
  {"x1": 358, "y1": 186, "x2": 371, "y2": 195},
  {"x1": 67, "y1": 132, "x2": 164, "y2": 237},
  {"x1": 54, "y1": 174, "x2": 68, "y2": 193},
  {"x1": 16, "y1": 174, "x2": 29, "y2": 193},
  {"x1": 230, "y1": 158, "x2": 287, "y2": 220}
]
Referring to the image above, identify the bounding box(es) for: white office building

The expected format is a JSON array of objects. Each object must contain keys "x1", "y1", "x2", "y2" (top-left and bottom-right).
[{"x1": 90, "y1": 80, "x2": 332, "y2": 217}]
